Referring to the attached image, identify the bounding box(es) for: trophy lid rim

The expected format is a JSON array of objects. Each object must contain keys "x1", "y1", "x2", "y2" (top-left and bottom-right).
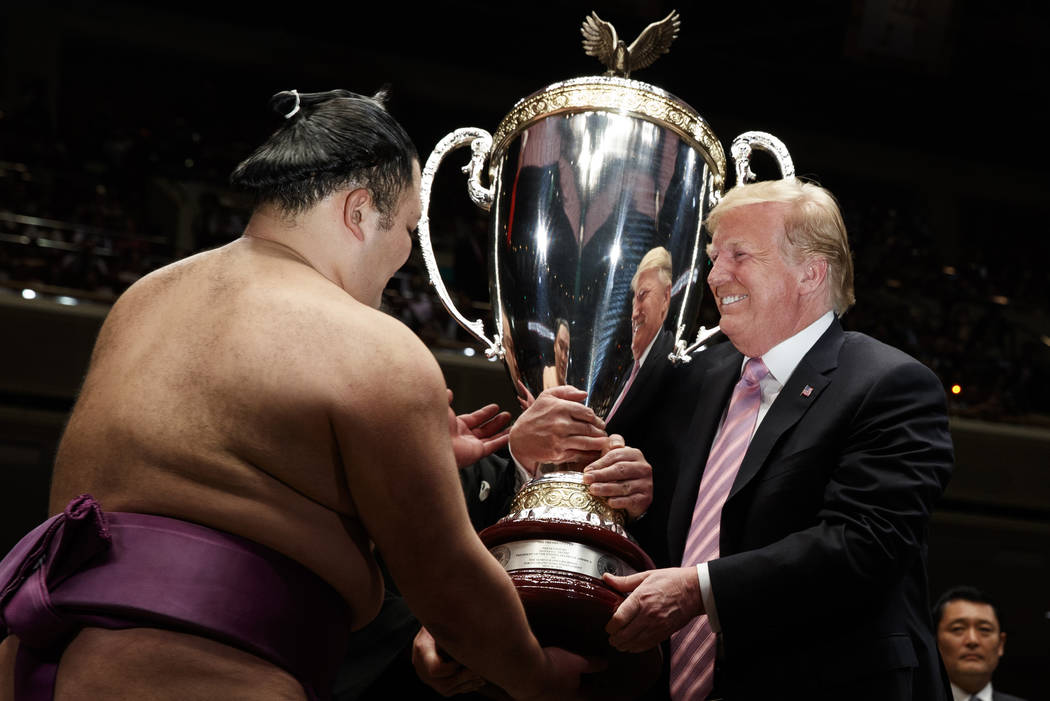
[
  {"x1": 529, "y1": 470, "x2": 588, "y2": 486},
  {"x1": 490, "y1": 75, "x2": 726, "y2": 186},
  {"x1": 515, "y1": 76, "x2": 700, "y2": 116}
]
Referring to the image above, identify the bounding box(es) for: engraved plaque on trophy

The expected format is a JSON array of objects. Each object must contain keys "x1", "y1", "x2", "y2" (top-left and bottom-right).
[{"x1": 416, "y1": 10, "x2": 794, "y2": 698}]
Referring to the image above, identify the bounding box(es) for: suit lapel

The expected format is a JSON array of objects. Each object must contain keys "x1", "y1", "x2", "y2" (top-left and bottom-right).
[
  {"x1": 727, "y1": 322, "x2": 844, "y2": 501},
  {"x1": 607, "y1": 330, "x2": 674, "y2": 434},
  {"x1": 667, "y1": 348, "x2": 741, "y2": 560}
]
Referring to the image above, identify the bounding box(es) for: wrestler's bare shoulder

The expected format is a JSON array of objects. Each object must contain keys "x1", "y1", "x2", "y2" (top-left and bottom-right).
[
  {"x1": 65, "y1": 238, "x2": 438, "y2": 509},
  {"x1": 95, "y1": 237, "x2": 431, "y2": 374},
  {"x1": 50, "y1": 235, "x2": 438, "y2": 583}
]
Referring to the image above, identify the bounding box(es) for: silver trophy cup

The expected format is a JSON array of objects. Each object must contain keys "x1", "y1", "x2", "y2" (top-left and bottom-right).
[
  {"x1": 417, "y1": 78, "x2": 795, "y2": 419},
  {"x1": 415, "y1": 14, "x2": 795, "y2": 697}
]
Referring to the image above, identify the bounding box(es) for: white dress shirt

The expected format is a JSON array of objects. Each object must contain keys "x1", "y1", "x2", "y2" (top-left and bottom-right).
[
  {"x1": 696, "y1": 311, "x2": 835, "y2": 632},
  {"x1": 950, "y1": 681, "x2": 993, "y2": 701}
]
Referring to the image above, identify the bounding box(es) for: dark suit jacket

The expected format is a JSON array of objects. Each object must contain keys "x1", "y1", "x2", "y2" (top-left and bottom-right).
[
  {"x1": 665, "y1": 320, "x2": 954, "y2": 699},
  {"x1": 993, "y1": 690, "x2": 1029, "y2": 701},
  {"x1": 608, "y1": 328, "x2": 695, "y2": 569}
]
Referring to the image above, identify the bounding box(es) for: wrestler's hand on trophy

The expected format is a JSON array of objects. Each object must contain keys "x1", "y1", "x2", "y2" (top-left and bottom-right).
[
  {"x1": 581, "y1": 435, "x2": 653, "y2": 519},
  {"x1": 447, "y1": 389, "x2": 512, "y2": 468},
  {"x1": 602, "y1": 567, "x2": 704, "y2": 653},
  {"x1": 524, "y1": 646, "x2": 606, "y2": 701},
  {"x1": 508, "y1": 385, "x2": 607, "y2": 475},
  {"x1": 412, "y1": 626, "x2": 486, "y2": 696},
  {"x1": 414, "y1": 626, "x2": 600, "y2": 700}
]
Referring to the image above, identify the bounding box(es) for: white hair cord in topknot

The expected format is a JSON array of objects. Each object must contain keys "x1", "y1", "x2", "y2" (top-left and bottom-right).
[{"x1": 284, "y1": 90, "x2": 301, "y2": 119}]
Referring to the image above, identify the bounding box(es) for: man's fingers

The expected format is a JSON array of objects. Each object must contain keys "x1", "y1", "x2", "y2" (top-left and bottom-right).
[
  {"x1": 582, "y1": 453, "x2": 649, "y2": 480},
  {"x1": 606, "y1": 492, "x2": 645, "y2": 508},
  {"x1": 461, "y1": 403, "x2": 503, "y2": 428},
  {"x1": 603, "y1": 570, "x2": 650, "y2": 595},
  {"x1": 473, "y1": 410, "x2": 512, "y2": 437},
  {"x1": 545, "y1": 385, "x2": 589, "y2": 401},
  {"x1": 544, "y1": 437, "x2": 608, "y2": 467},
  {"x1": 604, "y1": 584, "x2": 667, "y2": 652},
  {"x1": 557, "y1": 449, "x2": 603, "y2": 466},
  {"x1": 592, "y1": 479, "x2": 653, "y2": 519},
  {"x1": 581, "y1": 445, "x2": 643, "y2": 470},
  {"x1": 604, "y1": 578, "x2": 646, "y2": 636},
  {"x1": 539, "y1": 389, "x2": 604, "y2": 428},
  {"x1": 585, "y1": 476, "x2": 649, "y2": 497},
  {"x1": 609, "y1": 616, "x2": 662, "y2": 653},
  {"x1": 563, "y1": 419, "x2": 608, "y2": 439},
  {"x1": 413, "y1": 629, "x2": 459, "y2": 678},
  {"x1": 582, "y1": 448, "x2": 653, "y2": 518},
  {"x1": 605, "y1": 496, "x2": 650, "y2": 518},
  {"x1": 482, "y1": 433, "x2": 510, "y2": 453},
  {"x1": 411, "y1": 629, "x2": 485, "y2": 697},
  {"x1": 540, "y1": 412, "x2": 606, "y2": 443},
  {"x1": 565, "y1": 401, "x2": 605, "y2": 429},
  {"x1": 561, "y1": 435, "x2": 611, "y2": 453}
]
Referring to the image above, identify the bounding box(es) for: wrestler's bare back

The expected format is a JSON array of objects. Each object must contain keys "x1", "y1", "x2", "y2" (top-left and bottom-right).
[{"x1": 7, "y1": 237, "x2": 424, "y2": 699}]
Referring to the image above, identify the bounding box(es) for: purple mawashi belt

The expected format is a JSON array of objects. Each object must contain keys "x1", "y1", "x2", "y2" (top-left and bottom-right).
[{"x1": 0, "y1": 495, "x2": 350, "y2": 700}]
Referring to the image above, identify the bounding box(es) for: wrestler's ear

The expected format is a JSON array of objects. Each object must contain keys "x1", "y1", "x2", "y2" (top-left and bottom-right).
[{"x1": 343, "y1": 188, "x2": 372, "y2": 242}]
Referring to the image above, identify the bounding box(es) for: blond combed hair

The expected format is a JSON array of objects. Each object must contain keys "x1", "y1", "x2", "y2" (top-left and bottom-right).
[
  {"x1": 706, "y1": 178, "x2": 855, "y2": 315},
  {"x1": 631, "y1": 246, "x2": 672, "y2": 291}
]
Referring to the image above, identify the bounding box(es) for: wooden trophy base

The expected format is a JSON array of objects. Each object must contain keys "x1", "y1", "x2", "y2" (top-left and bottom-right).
[{"x1": 480, "y1": 473, "x2": 662, "y2": 700}]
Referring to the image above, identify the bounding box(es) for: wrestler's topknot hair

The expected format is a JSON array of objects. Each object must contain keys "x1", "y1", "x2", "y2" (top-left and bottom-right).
[{"x1": 230, "y1": 88, "x2": 417, "y2": 224}]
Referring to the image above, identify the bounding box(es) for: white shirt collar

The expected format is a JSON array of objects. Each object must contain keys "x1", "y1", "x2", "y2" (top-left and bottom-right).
[
  {"x1": 635, "y1": 330, "x2": 661, "y2": 369},
  {"x1": 950, "y1": 681, "x2": 993, "y2": 701},
  {"x1": 748, "y1": 310, "x2": 834, "y2": 386}
]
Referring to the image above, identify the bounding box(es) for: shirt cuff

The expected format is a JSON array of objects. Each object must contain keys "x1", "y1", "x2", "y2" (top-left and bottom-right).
[
  {"x1": 696, "y1": 562, "x2": 722, "y2": 633},
  {"x1": 507, "y1": 443, "x2": 533, "y2": 491}
]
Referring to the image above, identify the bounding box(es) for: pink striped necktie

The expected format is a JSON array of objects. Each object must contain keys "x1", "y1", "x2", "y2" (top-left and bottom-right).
[
  {"x1": 669, "y1": 356, "x2": 769, "y2": 701},
  {"x1": 606, "y1": 360, "x2": 640, "y2": 422}
]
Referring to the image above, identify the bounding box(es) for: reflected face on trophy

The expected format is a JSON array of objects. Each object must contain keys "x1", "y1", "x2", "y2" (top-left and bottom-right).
[
  {"x1": 542, "y1": 319, "x2": 571, "y2": 390},
  {"x1": 631, "y1": 269, "x2": 670, "y2": 361},
  {"x1": 554, "y1": 320, "x2": 570, "y2": 385},
  {"x1": 500, "y1": 308, "x2": 522, "y2": 391},
  {"x1": 630, "y1": 247, "x2": 672, "y2": 362}
]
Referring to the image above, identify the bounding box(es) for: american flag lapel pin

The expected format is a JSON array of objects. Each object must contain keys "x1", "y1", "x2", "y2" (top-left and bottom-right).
[{"x1": 801, "y1": 385, "x2": 814, "y2": 398}]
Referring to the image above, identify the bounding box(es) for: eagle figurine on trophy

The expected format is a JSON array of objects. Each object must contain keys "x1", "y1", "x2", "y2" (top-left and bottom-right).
[{"x1": 580, "y1": 10, "x2": 681, "y2": 78}]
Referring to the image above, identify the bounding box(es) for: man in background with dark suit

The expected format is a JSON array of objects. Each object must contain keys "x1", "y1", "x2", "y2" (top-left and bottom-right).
[
  {"x1": 601, "y1": 177, "x2": 954, "y2": 700},
  {"x1": 934, "y1": 585, "x2": 1028, "y2": 701}
]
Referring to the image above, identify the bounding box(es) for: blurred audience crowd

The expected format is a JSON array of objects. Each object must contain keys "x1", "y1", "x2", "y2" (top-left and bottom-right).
[{"x1": 1, "y1": 141, "x2": 1046, "y2": 426}]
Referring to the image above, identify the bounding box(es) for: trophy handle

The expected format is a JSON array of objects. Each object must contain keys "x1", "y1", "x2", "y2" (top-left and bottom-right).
[
  {"x1": 417, "y1": 127, "x2": 503, "y2": 359},
  {"x1": 730, "y1": 131, "x2": 795, "y2": 185},
  {"x1": 669, "y1": 325, "x2": 723, "y2": 364}
]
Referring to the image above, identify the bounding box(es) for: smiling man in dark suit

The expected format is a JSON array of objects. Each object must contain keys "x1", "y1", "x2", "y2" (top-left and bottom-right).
[{"x1": 601, "y1": 177, "x2": 955, "y2": 700}]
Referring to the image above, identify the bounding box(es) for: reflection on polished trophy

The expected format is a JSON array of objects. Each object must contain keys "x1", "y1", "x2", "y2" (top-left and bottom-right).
[{"x1": 417, "y1": 10, "x2": 795, "y2": 697}]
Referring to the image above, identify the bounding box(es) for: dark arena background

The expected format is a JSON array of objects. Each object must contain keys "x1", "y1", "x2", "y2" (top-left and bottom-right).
[{"x1": 1, "y1": 1, "x2": 1047, "y2": 696}]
